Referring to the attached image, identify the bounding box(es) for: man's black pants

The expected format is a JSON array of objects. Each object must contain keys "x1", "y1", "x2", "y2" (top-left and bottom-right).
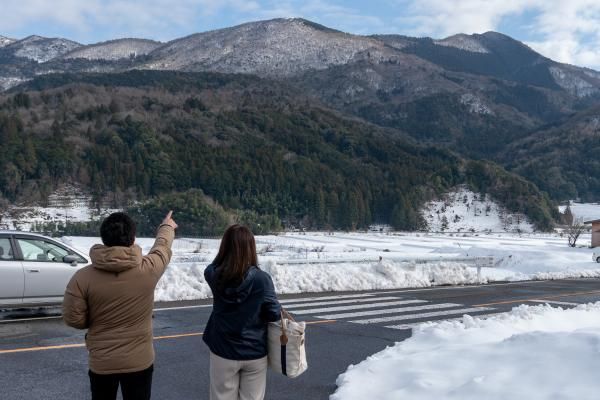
[{"x1": 89, "y1": 365, "x2": 154, "y2": 400}]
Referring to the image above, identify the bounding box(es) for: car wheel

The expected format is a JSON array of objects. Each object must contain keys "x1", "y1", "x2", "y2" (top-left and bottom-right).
[{"x1": 596, "y1": 257, "x2": 600, "y2": 263}]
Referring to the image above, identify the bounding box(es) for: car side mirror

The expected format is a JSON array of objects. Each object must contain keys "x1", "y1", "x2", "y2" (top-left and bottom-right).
[{"x1": 63, "y1": 254, "x2": 80, "y2": 266}]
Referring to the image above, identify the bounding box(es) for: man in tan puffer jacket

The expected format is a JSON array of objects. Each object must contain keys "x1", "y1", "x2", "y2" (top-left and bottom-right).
[{"x1": 63, "y1": 211, "x2": 178, "y2": 400}]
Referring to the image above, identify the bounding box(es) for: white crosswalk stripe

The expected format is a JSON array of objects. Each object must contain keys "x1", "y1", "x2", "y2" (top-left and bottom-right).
[
  {"x1": 315, "y1": 303, "x2": 460, "y2": 320},
  {"x1": 291, "y1": 299, "x2": 428, "y2": 315},
  {"x1": 352, "y1": 307, "x2": 495, "y2": 325},
  {"x1": 386, "y1": 311, "x2": 505, "y2": 331},
  {"x1": 283, "y1": 296, "x2": 401, "y2": 309},
  {"x1": 281, "y1": 293, "x2": 501, "y2": 329},
  {"x1": 278, "y1": 293, "x2": 376, "y2": 304}
]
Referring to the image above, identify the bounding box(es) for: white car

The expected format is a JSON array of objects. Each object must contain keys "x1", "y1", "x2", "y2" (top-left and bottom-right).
[
  {"x1": 0, "y1": 231, "x2": 89, "y2": 307},
  {"x1": 594, "y1": 252, "x2": 600, "y2": 263}
]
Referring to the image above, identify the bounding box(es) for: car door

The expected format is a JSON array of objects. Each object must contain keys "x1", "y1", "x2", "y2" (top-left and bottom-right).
[
  {"x1": 15, "y1": 237, "x2": 86, "y2": 303},
  {"x1": 0, "y1": 236, "x2": 24, "y2": 305}
]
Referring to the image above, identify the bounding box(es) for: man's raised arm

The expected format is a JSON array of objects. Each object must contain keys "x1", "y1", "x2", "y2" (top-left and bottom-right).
[{"x1": 144, "y1": 210, "x2": 178, "y2": 279}]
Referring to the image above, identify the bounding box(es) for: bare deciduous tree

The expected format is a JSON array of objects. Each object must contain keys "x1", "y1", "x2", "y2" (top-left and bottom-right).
[{"x1": 566, "y1": 217, "x2": 586, "y2": 247}]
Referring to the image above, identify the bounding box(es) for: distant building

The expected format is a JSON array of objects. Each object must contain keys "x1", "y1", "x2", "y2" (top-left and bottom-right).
[
  {"x1": 369, "y1": 224, "x2": 392, "y2": 233},
  {"x1": 584, "y1": 219, "x2": 600, "y2": 248}
]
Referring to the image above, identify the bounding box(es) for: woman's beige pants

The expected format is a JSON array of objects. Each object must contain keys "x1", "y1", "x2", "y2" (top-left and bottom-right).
[{"x1": 209, "y1": 352, "x2": 268, "y2": 400}]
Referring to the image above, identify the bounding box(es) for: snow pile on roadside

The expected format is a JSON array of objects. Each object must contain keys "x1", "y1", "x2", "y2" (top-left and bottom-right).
[
  {"x1": 331, "y1": 303, "x2": 600, "y2": 400},
  {"x1": 154, "y1": 260, "x2": 481, "y2": 301},
  {"x1": 155, "y1": 262, "x2": 212, "y2": 301}
]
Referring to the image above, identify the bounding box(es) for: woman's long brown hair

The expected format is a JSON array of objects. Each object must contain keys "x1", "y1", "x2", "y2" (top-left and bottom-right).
[{"x1": 213, "y1": 224, "x2": 258, "y2": 288}]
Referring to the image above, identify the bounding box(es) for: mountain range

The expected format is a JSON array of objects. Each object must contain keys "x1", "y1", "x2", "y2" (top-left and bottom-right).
[{"x1": 1, "y1": 18, "x2": 598, "y2": 232}]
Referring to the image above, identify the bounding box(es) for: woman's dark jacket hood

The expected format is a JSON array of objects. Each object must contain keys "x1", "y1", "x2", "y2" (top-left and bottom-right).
[
  {"x1": 203, "y1": 263, "x2": 281, "y2": 360},
  {"x1": 211, "y1": 265, "x2": 257, "y2": 304}
]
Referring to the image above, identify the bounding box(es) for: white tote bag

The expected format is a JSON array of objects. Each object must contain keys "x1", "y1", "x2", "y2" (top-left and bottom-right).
[{"x1": 268, "y1": 310, "x2": 308, "y2": 378}]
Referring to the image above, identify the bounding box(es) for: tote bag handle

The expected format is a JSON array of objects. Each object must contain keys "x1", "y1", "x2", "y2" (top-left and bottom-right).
[{"x1": 279, "y1": 308, "x2": 294, "y2": 345}]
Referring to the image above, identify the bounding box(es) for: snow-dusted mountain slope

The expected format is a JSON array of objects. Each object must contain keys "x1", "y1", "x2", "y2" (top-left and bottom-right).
[
  {"x1": 421, "y1": 186, "x2": 534, "y2": 233},
  {"x1": 0, "y1": 35, "x2": 15, "y2": 48},
  {"x1": 0, "y1": 76, "x2": 28, "y2": 91},
  {"x1": 141, "y1": 18, "x2": 401, "y2": 76},
  {"x1": 549, "y1": 65, "x2": 600, "y2": 97},
  {"x1": 6, "y1": 35, "x2": 81, "y2": 62},
  {"x1": 434, "y1": 34, "x2": 490, "y2": 53},
  {"x1": 63, "y1": 38, "x2": 162, "y2": 60}
]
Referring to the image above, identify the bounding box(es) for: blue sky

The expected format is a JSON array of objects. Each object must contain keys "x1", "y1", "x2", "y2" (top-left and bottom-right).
[{"x1": 2, "y1": 0, "x2": 600, "y2": 69}]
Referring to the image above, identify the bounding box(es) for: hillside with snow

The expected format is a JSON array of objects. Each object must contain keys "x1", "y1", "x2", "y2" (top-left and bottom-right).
[
  {"x1": 0, "y1": 36, "x2": 15, "y2": 47},
  {"x1": 421, "y1": 186, "x2": 534, "y2": 233},
  {"x1": 140, "y1": 18, "x2": 401, "y2": 76},
  {"x1": 63, "y1": 38, "x2": 162, "y2": 61},
  {"x1": 434, "y1": 34, "x2": 490, "y2": 53},
  {"x1": 0, "y1": 185, "x2": 118, "y2": 231},
  {"x1": 5, "y1": 35, "x2": 81, "y2": 63}
]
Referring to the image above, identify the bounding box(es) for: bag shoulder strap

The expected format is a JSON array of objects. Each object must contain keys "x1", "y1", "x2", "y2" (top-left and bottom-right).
[{"x1": 279, "y1": 308, "x2": 294, "y2": 345}]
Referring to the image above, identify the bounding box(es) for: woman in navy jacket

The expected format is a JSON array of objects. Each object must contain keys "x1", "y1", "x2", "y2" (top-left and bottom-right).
[{"x1": 203, "y1": 224, "x2": 281, "y2": 400}]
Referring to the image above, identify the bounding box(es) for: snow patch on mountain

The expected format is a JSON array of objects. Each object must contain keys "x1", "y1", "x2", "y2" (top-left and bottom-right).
[
  {"x1": 549, "y1": 66, "x2": 599, "y2": 97},
  {"x1": 421, "y1": 186, "x2": 534, "y2": 233},
  {"x1": 584, "y1": 69, "x2": 600, "y2": 80},
  {"x1": 434, "y1": 34, "x2": 490, "y2": 53},
  {"x1": 10, "y1": 35, "x2": 81, "y2": 63},
  {"x1": 0, "y1": 76, "x2": 28, "y2": 91},
  {"x1": 460, "y1": 93, "x2": 494, "y2": 115},
  {"x1": 63, "y1": 38, "x2": 162, "y2": 61},
  {"x1": 0, "y1": 35, "x2": 15, "y2": 48}
]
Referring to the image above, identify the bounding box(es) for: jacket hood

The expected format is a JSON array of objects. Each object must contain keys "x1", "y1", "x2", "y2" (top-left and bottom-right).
[
  {"x1": 205, "y1": 264, "x2": 258, "y2": 304},
  {"x1": 90, "y1": 244, "x2": 143, "y2": 273}
]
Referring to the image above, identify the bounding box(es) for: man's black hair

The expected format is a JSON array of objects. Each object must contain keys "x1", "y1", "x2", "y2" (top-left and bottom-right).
[{"x1": 100, "y1": 212, "x2": 136, "y2": 247}]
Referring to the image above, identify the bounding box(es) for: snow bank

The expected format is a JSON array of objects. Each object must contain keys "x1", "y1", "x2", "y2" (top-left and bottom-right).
[
  {"x1": 331, "y1": 303, "x2": 600, "y2": 400},
  {"x1": 155, "y1": 260, "x2": 481, "y2": 301},
  {"x1": 63, "y1": 231, "x2": 600, "y2": 302}
]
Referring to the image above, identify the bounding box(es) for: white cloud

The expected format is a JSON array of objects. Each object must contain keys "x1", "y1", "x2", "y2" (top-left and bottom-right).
[
  {"x1": 0, "y1": 0, "x2": 385, "y2": 42},
  {"x1": 0, "y1": 0, "x2": 262, "y2": 42},
  {"x1": 397, "y1": 0, "x2": 600, "y2": 69}
]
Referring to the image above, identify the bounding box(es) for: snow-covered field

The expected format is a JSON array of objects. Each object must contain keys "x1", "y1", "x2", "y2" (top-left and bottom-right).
[
  {"x1": 62, "y1": 230, "x2": 600, "y2": 302},
  {"x1": 5, "y1": 186, "x2": 599, "y2": 301},
  {"x1": 331, "y1": 302, "x2": 600, "y2": 400},
  {"x1": 558, "y1": 201, "x2": 600, "y2": 222}
]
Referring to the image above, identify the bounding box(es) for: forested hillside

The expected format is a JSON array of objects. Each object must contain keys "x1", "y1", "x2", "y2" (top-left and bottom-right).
[
  {"x1": 0, "y1": 71, "x2": 557, "y2": 233},
  {"x1": 3, "y1": 18, "x2": 600, "y2": 209}
]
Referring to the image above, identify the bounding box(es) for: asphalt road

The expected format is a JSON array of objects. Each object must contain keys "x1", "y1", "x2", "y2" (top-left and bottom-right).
[{"x1": 1, "y1": 278, "x2": 599, "y2": 400}]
